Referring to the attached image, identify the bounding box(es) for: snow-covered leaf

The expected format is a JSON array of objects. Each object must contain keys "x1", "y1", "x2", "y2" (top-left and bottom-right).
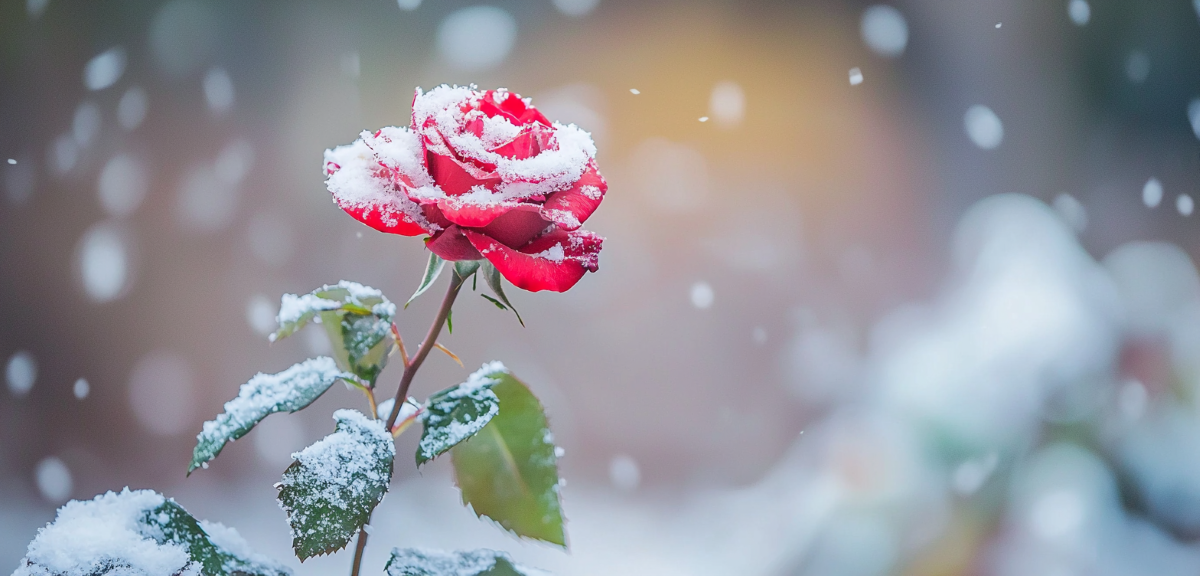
[
  {"x1": 274, "y1": 281, "x2": 395, "y2": 384},
  {"x1": 482, "y1": 263, "x2": 523, "y2": 326},
  {"x1": 190, "y1": 357, "x2": 350, "y2": 473},
  {"x1": 407, "y1": 252, "x2": 446, "y2": 308},
  {"x1": 277, "y1": 410, "x2": 395, "y2": 560},
  {"x1": 450, "y1": 365, "x2": 566, "y2": 546},
  {"x1": 13, "y1": 489, "x2": 289, "y2": 576},
  {"x1": 416, "y1": 364, "x2": 502, "y2": 466},
  {"x1": 385, "y1": 548, "x2": 549, "y2": 576}
]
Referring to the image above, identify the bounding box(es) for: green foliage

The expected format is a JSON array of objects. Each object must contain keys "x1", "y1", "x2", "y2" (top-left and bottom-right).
[
  {"x1": 416, "y1": 369, "x2": 501, "y2": 466},
  {"x1": 482, "y1": 263, "x2": 523, "y2": 326},
  {"x1": 277, "y1": 410, "x2": 395, "y2": 560},
  {"x1": 270, "y1": 282, "x2": 396, "y2": 385},
  {"x1": 385, "y1": 548, "x2": 539, "y2": 576},
  {"x1": 408, "y1": 253, "x2": 446, "y2": 308},
  {"x1": 451, "y1": 367, "x2": 565, "y2": 546},
  {"x1": 146, "y1": 499, "x2": 292, "y2": 576},
  {"x1": 190, "y1": 357, "x2": 350, "y2": 473}
]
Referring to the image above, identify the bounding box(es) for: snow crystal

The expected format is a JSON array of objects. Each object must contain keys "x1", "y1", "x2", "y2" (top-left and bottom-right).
[
  {"x1": 964, "y1": 105, "x2": 1003, "y2": 150},
  {"x1": 203, "y1": 66, "x2": 235, "y2": 114},
  {"x1": 98, "y1": 153, "x2": 149, "y2": 217},
  {"x1": 995, "y1": 22, "x2": 1002, "y2": 28},
  {"x1": 698, "y1": 116, "x2": 709, "y2": 122},
  {"x1": 629, "y1": 88, "x2": 640, "y2": 95},
  {"x1": 35, "y1": 456, "x2": 72, "y2": 503},
  {"x1": 861, "y1": 5, "x2": 908, "y2": 58},
  {"x1": 118, "y1": 86, "x2": 148, "y2": 131},
  {"x1": 1068, "y1": 0, "x2": 1091, "y2": 26},
  {"x1": 609, "y1": 454, "x2": 640, "y2": 491},
  {"x1": 479, "y1": 113, "x2": 523, "y2": 148},
  {"x1": 386, "y1": 548, "x2": 546, "y2": 576},
  {"x1": 83, "y1": 47, "x2": 126, "y2": 91},
  {"x1": 436, "y1": 6, "x2": 517, "y2": 71},
  {"x1": 397, "y1": 0, "x2": 421, "y2": 10},
  {"x1": 708, "y1": 81, "x2": 745, "y2": 126},
  {"x1": 1188, "y1": 98, "x2": 1200, "y2": 141},
  {"x1": 73, "y1": 378, "x2": 89, "y2": 399},
  {"x1": 1125, "y1": 50, "x2": 1150, "y2": 84},
  {"x1": 1143, "y1": 178, "x2": 1163, "y2": 208},
  {"x1": 6, "y1": 159, "x2": 15, "y2": 165},
  {"x1": 849, "y1": 67, "x2": 864, "y2": 86},
  {"x1": 6, "y1": 350, "x2": 36, "y2": 397},
  {"x1": 552, "y1": 0, "x2": 600, "y2": 17},
  {"x1": 77, "y1": 222, "x2": 130, "y2": 303},
  {"x1": 533, "y1": 243, "x2": 566, "y2": 263},
  {"x1": 1178, "y1": 194, "x2": 1194, "y2": 217},
  {"x1": 73, "y1": 102, "x2": 101, "y2": 148},
  {"x1": 13, "y1": 489, "x2": 190, "y2": 576},
  {"x1": 246, "y1": 294, "x2": 277, "y2": 336},
  {"x1": 690, "y1": 281, "x2": 714, "y2": 309}
]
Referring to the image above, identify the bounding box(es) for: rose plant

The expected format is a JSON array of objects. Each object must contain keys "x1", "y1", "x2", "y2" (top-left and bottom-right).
[{"x1": 13, "y1": 86, "x2": 605, "y2": 576}]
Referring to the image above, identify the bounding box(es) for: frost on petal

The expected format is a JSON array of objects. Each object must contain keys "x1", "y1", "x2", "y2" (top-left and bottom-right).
[
  {"x1": 465, "y1": 228, "x2": 603, "y2": 292},
  {"x1": 539, "y1": 161, "x2": 606, "y2": 231},
  {"x1": 324, "y1": 134, "x2": 437, "y2": 236}
]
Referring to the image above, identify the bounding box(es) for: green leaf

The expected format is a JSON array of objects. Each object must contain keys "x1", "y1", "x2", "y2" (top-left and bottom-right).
[
  {"x1": 482, "y1": 263, "x2": 523, "y2": 327},
  {"x1": 190, "y1": 357, "x2": 350, "y2": 474},
  {"x1": 480, "y1": 294, "x2": 507, "y2": 310},
  {"x1": 277, "y1": 410, "x2": 395, "y2": 560},
  {"x1": 416, "y1": 367, "x2": 502, "y2": 466},
  {"x1": 385, "y1": 548, "x2": 543, "y2": 576},
  {"x1": 447, "y1": 308, "x2": 454, "y2": 335},
  {"x1": 286, "y1": 281, "x2": 396, "y2": 385},
  {"x1": 147, "y1": 499, "x2": 292, "y2": 576},
  {"x1": 15, "y1": 489, "x2": 290, "y2": 576},
  {"x1": 407, "y1": 253, "x2": 446, "y2": 308},
  {"x1": 272, "y1": 281, "x2": 396, "y2": 344},
  {"x1": 451, "y1": 365, "x2": 566, "y2": 546}
]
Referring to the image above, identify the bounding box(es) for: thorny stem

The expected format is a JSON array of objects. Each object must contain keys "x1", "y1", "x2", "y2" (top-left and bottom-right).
[
  {"x1": 385, "y1": 272, "x2": 464, "y2": 430},
  {"x1": 349, "y1": 272, "x2": 465, "y2": 576},
  {"x1": 350, "y1": 513, "x2": 371, "y2": 576}
]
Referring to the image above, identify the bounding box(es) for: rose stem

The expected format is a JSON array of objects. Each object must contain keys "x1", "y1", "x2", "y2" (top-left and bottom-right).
[{"x1": 349, "y1": 272, "x2": 465, "y2": 576}]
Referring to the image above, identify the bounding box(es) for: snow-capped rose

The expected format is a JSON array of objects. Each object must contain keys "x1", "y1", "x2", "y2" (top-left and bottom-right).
[{"x1": 323, "y1": 85, "x2": 606, "y2": 293}]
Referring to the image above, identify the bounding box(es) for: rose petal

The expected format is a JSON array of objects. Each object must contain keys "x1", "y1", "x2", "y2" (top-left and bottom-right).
[
  {"x1": 436, "y1": 197, "x2": 522, "y2": 228},
  {"x1": 335, "y1": 200, "x2": 429, "y2": 236},
  {"x1": 427, "y1": 225, "x2": 483, "y2": 261},
  {"x1": 492, "y1": 124, "x2": 554, "y2": 160},
  {"x1": 540, "y1": 162, "x2": 606, "y2": 231},
  {"x1": 464, "y1": 228, "x2": 603, "y2": 292},
  {"x1": 478, "y1": 205, "x2": 552, "y2": 248},
  {"x1": 426, "y1": 150, "x2": 500, "y2": 196}
]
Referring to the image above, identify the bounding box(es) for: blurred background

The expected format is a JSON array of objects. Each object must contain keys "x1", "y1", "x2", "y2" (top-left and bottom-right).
[{"x1": 4, "y1": 0, "x2": 1200, "y2": 574}]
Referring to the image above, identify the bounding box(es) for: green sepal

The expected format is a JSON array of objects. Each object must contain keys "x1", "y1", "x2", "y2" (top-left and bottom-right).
[
  {"x1": 407, "y1": 253, "x2": 446, "y2": 309},
  {"x1": 482, "y1": 263, "x2": 523, "y2": 327}
]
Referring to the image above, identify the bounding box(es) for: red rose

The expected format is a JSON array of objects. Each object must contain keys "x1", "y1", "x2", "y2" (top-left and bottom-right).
[{"x1": 324, "y1": 85, "x2": 606, "y2": 293}]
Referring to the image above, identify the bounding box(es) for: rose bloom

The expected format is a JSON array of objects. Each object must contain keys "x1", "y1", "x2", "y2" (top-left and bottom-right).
[{"x1": 323, "y1": 85, "x2": 606, "y2": 292}]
